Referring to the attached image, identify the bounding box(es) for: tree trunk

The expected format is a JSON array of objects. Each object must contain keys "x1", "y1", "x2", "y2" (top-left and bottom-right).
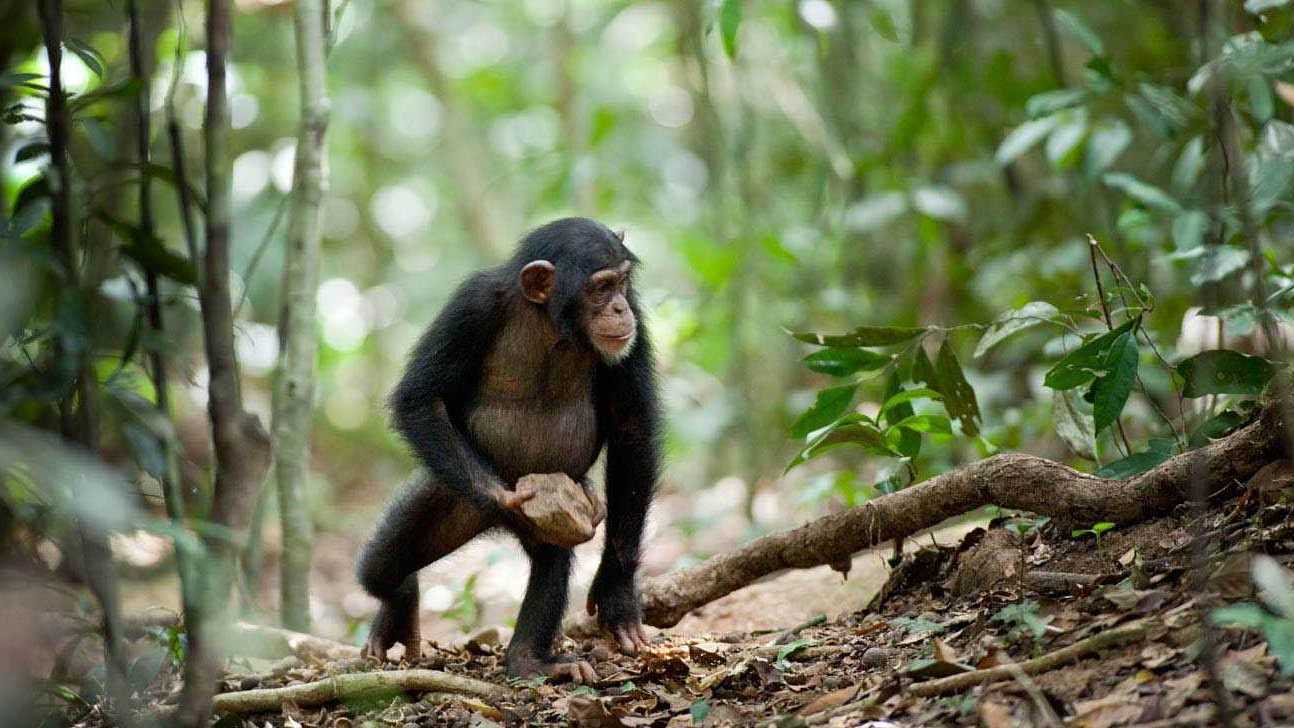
[
  {"x1": 273, "y1": 0, "x2": 329, "y2": 633},
  {"x1": 178, "y1": 0, "x2": 274, "y2": 723}
]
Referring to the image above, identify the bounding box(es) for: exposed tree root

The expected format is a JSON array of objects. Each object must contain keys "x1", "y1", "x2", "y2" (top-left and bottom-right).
[
  {"x1": 209, "y1": 669, "x2": 511, "y2": 715},
  {"x1": 581, "y1": 401, "x2": 1287, "y2": 631},
  {"x1": 906, "y1": 618, "x2": 1155, "y2": 696}
]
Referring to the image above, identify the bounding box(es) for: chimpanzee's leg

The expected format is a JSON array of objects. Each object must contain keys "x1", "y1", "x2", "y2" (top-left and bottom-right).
[
  {"x1": 504, "y1": 543, "x2": 598, "y2": 683},
  {"x1": 356, "y1": 471, "x2": 495, "y2": 661}
]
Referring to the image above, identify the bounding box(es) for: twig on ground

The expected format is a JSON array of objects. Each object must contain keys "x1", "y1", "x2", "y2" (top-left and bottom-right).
[
  {"x1": 772, "y1": 614, "x2": 827, "y2": 645},
  {"x1": 906, "y1": 618, "x2": 1154, "y2": 697},
  {"x1": 209, "y1": 669, "x2": 511, "y2": 714}
]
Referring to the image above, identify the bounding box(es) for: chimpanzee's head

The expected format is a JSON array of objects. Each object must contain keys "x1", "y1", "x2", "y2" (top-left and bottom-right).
[{"x1": 512, "y1": 217, "x2": 640, "y2": 364}]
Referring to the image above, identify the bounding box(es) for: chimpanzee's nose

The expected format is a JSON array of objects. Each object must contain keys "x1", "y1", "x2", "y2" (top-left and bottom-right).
[{"x1": 612, "y1": 300, "x2": 627, "y2": 314}]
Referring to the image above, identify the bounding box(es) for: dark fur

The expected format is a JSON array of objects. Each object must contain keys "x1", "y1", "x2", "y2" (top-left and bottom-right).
[{"x1": 356, "y1": 218, "x2": 661, "y2": 675}]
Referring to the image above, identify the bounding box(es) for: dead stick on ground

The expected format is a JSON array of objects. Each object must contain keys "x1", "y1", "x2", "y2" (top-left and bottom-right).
[
  {"x1": 582, "y1": 398, "x2": 1287, "y2": 632},
  {"x1": 907, "y1": 619, "x2": 1154, "y2": 697},
  {"x1": 211, "y1": 669, "x2": 511, "y2": 715}
]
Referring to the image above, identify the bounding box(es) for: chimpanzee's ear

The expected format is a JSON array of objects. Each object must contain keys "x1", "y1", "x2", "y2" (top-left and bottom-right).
[
  {"x1": 614, "y1": 229, "x2": 626, "y2": 243},
  {"x1": 520, "y1": 260, "x2": 557, "y2": 303}
]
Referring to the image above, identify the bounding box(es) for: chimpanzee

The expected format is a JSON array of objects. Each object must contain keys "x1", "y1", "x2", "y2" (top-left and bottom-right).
[{"x1": 356, "y1": 217, "x2": 661, "y2": 683}]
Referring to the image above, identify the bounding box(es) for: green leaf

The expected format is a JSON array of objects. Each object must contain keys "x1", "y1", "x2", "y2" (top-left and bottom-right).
[
  {"x1": 68, "y1": 78, "x2": 145, "y2": 114},
  {"x1": 802, "y1": 348, "x2": 891, "y2": 377},
  {"x1": 1171, "y1": 210, "x2": 1209, "y2": 251},
  {"x1": 881, "y1": 387, "x2": 943, "y2": 413},
  {"x1": 96, "y1": 211, "x2": 198, "y2": 285},
  {"x1": 791, "y1": 384, "x2": 857, "y2": 438},
  {"x1": 933, "y1": 340, "x2": 981, "y2": 436},
  {"x1": 1053, "y1": 9, "x2": 1105, "y2": 55},
  {"x1": 788, "y1": 419, "x2": 899, "y2": 471},
  {"x1": 719, "y1": 0, "x2": 742, "y2": 59},
  {"x1": 1026, "y1": 88, "x2": 1089, "y2": 119},
  {"x1": 1045, "y1": 111, "x2": 1089, "y2": 169},
  {"x1": 1052, "y1": 389, "x2": 1096, "y2": 460},
  {"x1": 776, "y1": 639, "x2": 814, "y2": 663},
  {"x1": 1090, "y1": 332, "x2": 1138, "y2": 434},
  {"x1": 974, "y1": 301, "x2": 1060, "y2": 358},
  {"x1": 1172, "y1": 136, "x2": 1207, "y2": 193},
  {"x1": 0, "y1": 72, "x2": 45, "y2": 91},
  {"x1": 1044, "y1": 318, "x2": 1139, "y2": 390},
  {"x1": 65, "y1": 38, "x2": 105, "y2": 78},
  {"x1": 996, "y1": 116, "x2": 1059, "y2": 165},
  {"x1": 690, "y1": 699, "x2": 711, "y2": 724},
  {"x1": 15, "y1": 142, "x2": 50, "y2": 163},
  {"x1": 867, "y1": 5, "x2": 899, "y2": 42},
  {"x1": 1177, "y1": 350, "x2": 1276, "y2": 398},
  {"x1": 1187, "y1": 246, "x2": 1250, "y2": 286},
  {"x1": 1096, "y1": 437, "x2": 1175, "y2": 479},
  {"x1": 1211, "y1": 603, "x2": 1271, "y2": 629},
  {"x1": 1188, "y1": 408, "x2": 1250, "y2": 447},
  {"x1": 883, "y1": 374, "x2": 922, "y2": 459},
  {"x1": 1084, "y1": 118, "x2": 1132, "y2": 175},
  {"x1": 889, "y1": 414, "x2": 953, "y2": 434},
  {"x1": 792, "y1": 326, "x2": 926, "y2": 348},
  {"x1": 1102, "y1": 172, "x2": 1184, "y2": 215}
]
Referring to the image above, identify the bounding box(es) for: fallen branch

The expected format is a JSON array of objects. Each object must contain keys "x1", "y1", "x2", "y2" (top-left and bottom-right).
[
  {"x1": 602, "y1": 401, "x2": 1287, "y2": 630},
  {"x1": 906, "y1": 618, "x2": 1154, "y2": 697},
  {"x1": 210, "y1": 669, "x2": 511, "y2": 715}
]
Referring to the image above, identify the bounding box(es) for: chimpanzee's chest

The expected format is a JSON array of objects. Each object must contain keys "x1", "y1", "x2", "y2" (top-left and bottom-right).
[{"x1": 464, "y1": 341, "x2": 602, "y2": 484}]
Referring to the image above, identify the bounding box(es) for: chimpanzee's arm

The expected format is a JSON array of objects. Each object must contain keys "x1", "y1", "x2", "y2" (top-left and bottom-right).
[
  {"x1": 389, "y1": 273, "x2": 509, "y2": 514},
  {"x1": 588, "y1": 323, "x2": 661, "y2": 650}
]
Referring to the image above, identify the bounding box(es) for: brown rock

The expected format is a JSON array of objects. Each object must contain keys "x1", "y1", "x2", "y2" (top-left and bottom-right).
[{"x1": 517, "y1": 473, "x2": 601, "y2": 547}]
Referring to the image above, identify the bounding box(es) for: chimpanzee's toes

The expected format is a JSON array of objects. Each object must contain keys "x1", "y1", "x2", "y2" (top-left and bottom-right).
[{"x1": 508, "y1": 650, "x2": 599, "y2": 684}]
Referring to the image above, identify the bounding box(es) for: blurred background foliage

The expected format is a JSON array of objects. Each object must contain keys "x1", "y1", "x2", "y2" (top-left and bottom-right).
[{"x1": 2, "y1": 0, "x2": 1292, "y2": 655}]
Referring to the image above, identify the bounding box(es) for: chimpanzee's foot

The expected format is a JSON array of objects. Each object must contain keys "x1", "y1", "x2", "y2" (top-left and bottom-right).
[
  {"x1": 507, "y1": 648, "x2": 598, "y2": 684},
  {"x1": 362, "y1": 602, "x2": 421, "y2": 662}
]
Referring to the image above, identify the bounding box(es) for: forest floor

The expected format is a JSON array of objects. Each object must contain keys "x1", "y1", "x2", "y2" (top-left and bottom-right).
[{"x1": 86, "y1": 467, "x2": 1293, "y2": 728}]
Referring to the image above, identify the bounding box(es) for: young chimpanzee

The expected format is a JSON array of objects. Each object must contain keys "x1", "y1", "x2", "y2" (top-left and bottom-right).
[{"x1": 356, "y1": 217, "x2": 661, "y2": 682}]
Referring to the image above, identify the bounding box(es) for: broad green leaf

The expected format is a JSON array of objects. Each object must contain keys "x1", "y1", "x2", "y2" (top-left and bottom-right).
[
  {"x1": 802, "y1": 347, "x2": 891, "y2": 377},
  {"x1": 934, "y1": 340, "x2": 981, "y2": 436},
  {"x1": 1044, "y1": 318, "x2": 1139, "y2": 390},
  {"x1": 1054, "y1": 9, "x2": 1105, "y2": 55},
  {"x1": 65, "y1": 38, "x2": 105, "y2": 78},
  {"x1": 690, "y1": 700, "x2": 712, "y2": 724},
  {"x1": 889, "y1": 414, "x2": 952, "y2": 434},
  {"x1": 1096, "y1": 437, "x2": 1176, "y2": 479},
  {"x1": 1084, "y1": 118, "x2": 1132, "y2": 175},
  {"x1": 1171, "y1": 210, "x2": 1209, "y2": 251},
  {"x1": 1090, "y1": 332, "x2": 1139, "y2": 433},
  {"x1": 1250, "y1": 156, "x2": 1294, "y2": 215},
  {"x1": 996, "y1": 115, "x2": 1059, "y2": 165},
  {"x1": 788, "y1": 420, "x2": 898, "y2": 471},
  {"x1": 1249, "y1": 74, "x2": 1274, "y2": 122},
  {"x1": 0, "y1": 72, "x2": 45, "y2": 91},
  {"x1": 15, "y1": 142, "x2": 50, "y2": 163},
  {"x1": 881, "y1": 387, "x2": 943, "y2": 413},
  {"x1": 1046, "y1": 110, "x2": 1089, "y2": 168},
  {"x1": 1137, "y1": 83, "x2": 1192, "y2": 132},
  {"x1": 974, "y1": 301, "x2": 1060, "y2": 358},
  {"x1": 1026, "y1": 88, "x2": 1089, "y2": 119},
  {"x1": 883, "y1": 374, "x2": 921, "y2": 459},
  {"x1": 1177, "y1": 350, "x2": 1276, "y2": 398},
  {"x1": 1171, "y1": 136, "x2": 1207, "y2": 193},
  {"x1": 1188, "y1": 408, "x2": 1250, "y2": 447},
  {"x1": 1261, "y1": 120, "x2": 1294, "y2": 159},
  {"x1": 867, "y1": 5, "x2": 899, "y2": 42},
  {"x1": 1211, "y1": 603, "x2": 1271, "y2": 629},
  {"x1": 1052, "y1": 389, "x2": 1096, "y2": 460},
  {"x1": 791, "y1": 383, "x2": 857, "y2": 438},
  {"x1": 792, "y1": 326, "x2": 926, "y2": 348},
  {"x1": 1102, "y1": 172, "x2": 1184, "y2": 215},
  {"x1": 719, "y1": 0, "x2": 742, "y2": 59},
  {"x1": 1187, "y1": 246, "x2": 1250, "y2": 286}
]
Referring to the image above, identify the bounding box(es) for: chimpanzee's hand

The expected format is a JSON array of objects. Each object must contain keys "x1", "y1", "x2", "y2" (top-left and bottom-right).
[{"x1": 586, "y1": 565, "x2": 649, "y2": 655}]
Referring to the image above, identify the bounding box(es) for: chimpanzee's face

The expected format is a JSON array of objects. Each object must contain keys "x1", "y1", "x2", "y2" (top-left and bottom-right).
[{"x1": 581, "y1": 260, "x2": 636, "y2": 364}]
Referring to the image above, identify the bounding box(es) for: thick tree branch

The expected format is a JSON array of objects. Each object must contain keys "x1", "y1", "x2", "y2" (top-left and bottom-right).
[{"x1": 587, "y1": 401, "x2": 1288, "y2": 631}]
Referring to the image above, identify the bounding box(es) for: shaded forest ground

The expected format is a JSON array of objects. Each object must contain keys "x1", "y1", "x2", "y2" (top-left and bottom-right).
[{"x1": 59, "y1": 459, "x2": 1294, "y2": 727}]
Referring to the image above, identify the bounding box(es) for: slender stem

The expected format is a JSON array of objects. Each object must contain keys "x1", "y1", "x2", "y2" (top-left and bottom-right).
[{"x1": 1087, "y1": 237, "x2": 1134, "y2": 456}]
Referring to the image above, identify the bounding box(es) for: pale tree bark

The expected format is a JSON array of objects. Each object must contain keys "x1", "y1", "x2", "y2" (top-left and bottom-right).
[
  {"x1": 37, "y1": 1, "x2": 132, "y2": 721},
  {"x1": 272, "y1": 0, "x2": 329, "y2": 633},
  {"x1": 178, "y1": 0, "x2": 274, "y2": 722}
]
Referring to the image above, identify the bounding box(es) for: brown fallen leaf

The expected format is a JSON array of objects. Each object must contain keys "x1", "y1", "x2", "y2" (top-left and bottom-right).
[
  {"x1": 565, "y1": 695, "x2": 627, "y2": 728},
  {"x1": 796, "y1": 684, "x2": 859, "y2": 716},
  {"x1": 1071, "y1": 694, "x2": 1144, "y2": 728}
]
